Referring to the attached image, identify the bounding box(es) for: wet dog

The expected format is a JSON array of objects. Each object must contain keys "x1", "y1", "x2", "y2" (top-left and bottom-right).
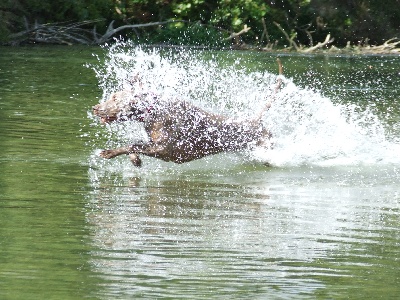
[{"x1": 92, "y1": 60, "x2": 283, "y2": 167}]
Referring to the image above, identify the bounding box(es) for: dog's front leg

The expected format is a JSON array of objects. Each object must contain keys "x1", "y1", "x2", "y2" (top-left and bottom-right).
[
  {"x1": 100, "y1": 147, "x2": 142, "y2": 166},
  {"x1": 100, "y1": 143, "x2": 163, "y2": 158},
  {"x1": 100, "y1": 147, "x2": 131, "y2": 159},
  {"x1": 100, "y1": 143, "x2": 166, "y2": 165}
]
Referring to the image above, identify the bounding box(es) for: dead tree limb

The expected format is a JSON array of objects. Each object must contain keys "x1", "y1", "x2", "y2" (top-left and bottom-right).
[
  {"x1": 342, "y1": 38, "x2": 400, "y2": 54},
  {"x1": 366, "y1": 38, "x2": 400, "y2": 53},
  {"x1": 297, "y1": 23, "x2": 314, "y2": 47},
  {"x1": 273, "y1": 21, "x2": 299, "y2": 51},
  {"x1": 94, "y1": 20, "x2": 183, "y2": 44},
  {"x1": 8, "y1": 19, "x2": 185, "y2": 45},
  {"x1": 224, "y1": 25, "x2": 251, "y2": 41},
  {"x1": 301, "y1": 34, "x2": 334, "y2": 53},
  {"x1": 9, "y1": 19, "x2": 103, "y2": 45},
  {"x1": 260, "y1": 17, "x2": 271, "y2": 47}
]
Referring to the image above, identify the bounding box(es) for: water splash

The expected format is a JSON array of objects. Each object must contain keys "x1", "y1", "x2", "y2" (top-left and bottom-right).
[
  {"x1": 256, "y1": 81, "x2": 399, "y2": 167},
  {"x1": 88, "y1": 41, "x2": 400, "y2": 172}
]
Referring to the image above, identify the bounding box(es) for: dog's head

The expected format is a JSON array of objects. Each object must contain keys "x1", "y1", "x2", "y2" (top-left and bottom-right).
[{"x1": 93, "y1": 91, "x2": 157, "y2": 123}]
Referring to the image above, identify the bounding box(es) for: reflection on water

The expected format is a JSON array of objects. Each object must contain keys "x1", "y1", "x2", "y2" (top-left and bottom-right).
[
  {"x1": 1, "y1": 45, "x2": 400, "y2": 299},
  {"x1": 87, "y1": 163, "x2": 400, "y2": 298}
]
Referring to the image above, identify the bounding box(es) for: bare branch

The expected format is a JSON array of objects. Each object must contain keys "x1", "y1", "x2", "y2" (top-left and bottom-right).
[
  {"x1": 224, "y1": 25, "x2": 251, "y2": 41},
  {"x1": 9, "y1": 19, "x2": 104, "y2": 45},
  {"x1": 96, "y1": 20, "x2": 184, "y2": 44},
  {"x1": 302, "y1": 34, "x2": 334, "y2": 53},
  {"x1": 273, "y1": 21, "x2": 299, "y2": 50},
  {"x1": 260, "y1": 17, "x2": 271, "y2": 46}
]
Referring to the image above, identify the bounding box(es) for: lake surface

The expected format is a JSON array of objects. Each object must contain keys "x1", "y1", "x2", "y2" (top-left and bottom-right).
[{"x1": 1, "y1": 44, "x2": 400, "y2": 299}]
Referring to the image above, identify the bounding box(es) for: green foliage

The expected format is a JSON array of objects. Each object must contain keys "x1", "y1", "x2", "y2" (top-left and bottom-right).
[
  {"x1": 210, "y1": 0, "x2": 268, "y2": 30},
  {"x1": 142, "y1": 22, "x2": 229, "y2": 48},
  {"x1": 308, "y1": 0, "x2": 400, "y2": 45},
  {"x1": 1, "y1": 0, "x2": 400, "y2": 47}
]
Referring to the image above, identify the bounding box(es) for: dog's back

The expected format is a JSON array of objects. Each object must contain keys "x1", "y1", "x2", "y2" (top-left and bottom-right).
[{"x1": 143, "y1": 101, "x2": 270, "y2": 163}]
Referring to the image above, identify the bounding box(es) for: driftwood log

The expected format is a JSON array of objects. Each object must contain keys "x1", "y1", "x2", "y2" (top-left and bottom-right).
[
  {"x1": 273, "y1": 21, "x2": 334, "y2": 52},
  {"x1": 302, "y1": 34, "x2": 334, "y2": 53},
  {"x1": 357, "y1": 38, "x2": 400, "y2": 54},
  {"x1": 271, "y1": 21, "x2": 400, "y2": 54}
]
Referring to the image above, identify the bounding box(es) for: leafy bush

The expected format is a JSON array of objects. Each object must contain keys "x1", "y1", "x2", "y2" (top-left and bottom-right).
[{"x1": 143, "y1": 22, "x2": 229, "y2": 48}]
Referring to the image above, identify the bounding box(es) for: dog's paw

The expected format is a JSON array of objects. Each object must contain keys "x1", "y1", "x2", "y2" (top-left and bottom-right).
[{"x1": 99, "y1": 149, "x2": 116, "y2": 159}]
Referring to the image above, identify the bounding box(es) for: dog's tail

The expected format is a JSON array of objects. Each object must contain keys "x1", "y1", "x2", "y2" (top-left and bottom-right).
[{"x1": 256, "y1": 58, "x2": 283, "y2": 121}]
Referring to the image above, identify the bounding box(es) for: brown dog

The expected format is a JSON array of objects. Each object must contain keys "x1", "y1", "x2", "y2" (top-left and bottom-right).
[{"x1": 93, "y1": 60, "x2": 283, "y2": 167}]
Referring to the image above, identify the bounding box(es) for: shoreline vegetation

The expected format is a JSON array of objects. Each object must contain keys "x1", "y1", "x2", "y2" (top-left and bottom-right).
[
  {"x1": 3, "y1": 19, "x2": 399, "y2": 55},
  {"x1": 2, "y1": 1, "x2": 399, "y2": 55}
]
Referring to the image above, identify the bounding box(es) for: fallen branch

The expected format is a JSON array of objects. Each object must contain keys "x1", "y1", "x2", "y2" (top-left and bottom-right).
[
  {"x1": 94, "y1": 20, "x2": 184, "y2": 44},
  {"x1": 9, "y1": 19, "x2": 102, "y2": 45},
  {"x1": 260, "y1": 17, "x2": 270, "y2": 45},
  {"x1": 273, "y1": 21, "x2": 299, "y2": 51},
  {"x1": 363, "y1": 38, "x2": 400, "y2": 53},
  {"x1": 329, "y1": 38, "x2": 400, "y2": 54},
  {"x1": 224, "y1": 25, "x2": 251, "y2": 41},
  {"x1": 298, "y1": 23, "x2": 314, "y2": 47},
  {"x1": 301, "y1": 34, "x2": 334, "y2": 53},
  {"x1": 7, "y1": 19, "x2": 186, "y2": 45}
]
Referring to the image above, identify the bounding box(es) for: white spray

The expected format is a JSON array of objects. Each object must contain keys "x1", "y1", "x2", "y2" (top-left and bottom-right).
[{"x1": 90, "y1": 41, "x2": 400, "y2": 170}]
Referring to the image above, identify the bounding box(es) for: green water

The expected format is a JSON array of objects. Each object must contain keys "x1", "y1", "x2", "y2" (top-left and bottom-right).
[
  {"x1": 0, "y1": 46, "x2": 101, "y2": 299},
  {"x1": 1, "y1": 46, "x2": 400, "y2": 299}
]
